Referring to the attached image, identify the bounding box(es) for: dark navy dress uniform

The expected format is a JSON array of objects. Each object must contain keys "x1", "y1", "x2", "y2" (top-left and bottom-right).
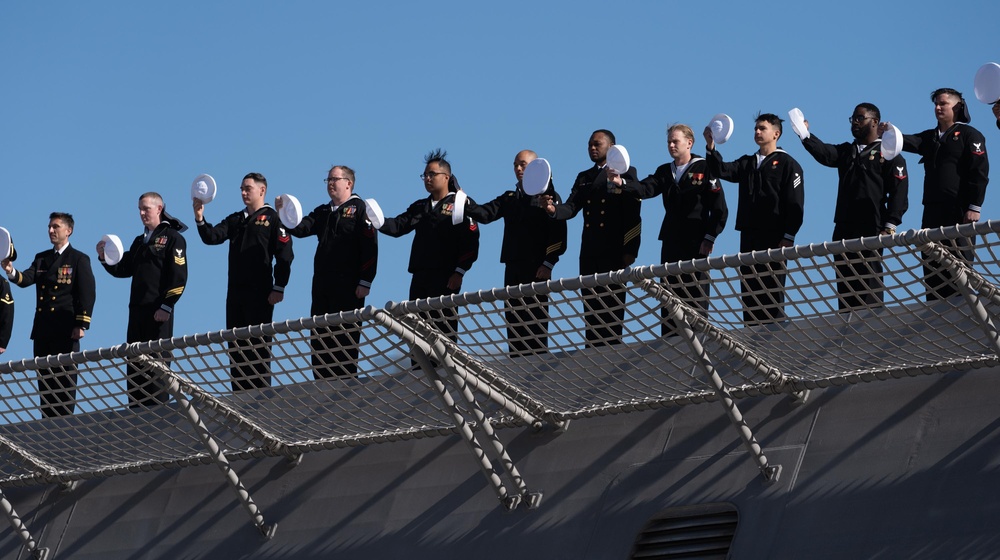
[
  {"x1": 623, "y1": 157, "x2": 728, "y2": 334},
  {"x1": 198, "y1": 205, "x2": 293, "y2": 389},
  {"x1": 903, "y1": 123, "x2": 989, "y2": 299},
  {"x1": 802, "y1": 134, "x2": 909, "y2": 309},
  {"x1": 466, "y1": 181, "x2": 567, "y2": 355},
  {"x1": 0, "y1": 278, "x2": 11, "y2": 355},
  {"x1": 12, "y1": 244, "x2": 96, "y2": 417},
  {"x1": 552, "y1": 165, "x2": 642, "y2": 346},
  {"x1": 380, "y1": 191, "x2": 479, "y2": 341},
  {"x1": 288, "y1": 195, "x2": 377, "y2": 378},
  {"x1": 102, "y1": 220, "x2": 188, "y2": 407},
  {"x1": 707, "y1": 147, "x2": 805, "y2": 325}
]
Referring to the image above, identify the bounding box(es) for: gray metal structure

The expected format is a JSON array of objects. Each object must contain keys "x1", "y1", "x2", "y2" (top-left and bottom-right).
[{"x1": 1, "y1": 222, "x2": 999, "y2": 559}]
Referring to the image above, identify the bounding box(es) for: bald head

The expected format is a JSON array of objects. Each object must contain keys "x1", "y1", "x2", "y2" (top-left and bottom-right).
[{"x1": 513, "y1": 150, "x2": 538, "y2": 183}]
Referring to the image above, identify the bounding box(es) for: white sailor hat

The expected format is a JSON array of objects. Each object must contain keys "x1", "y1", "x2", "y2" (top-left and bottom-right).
[
  {"x1": 974, "y1": 62, "x2": 1000, "y2": 104},
  {"x1": 709, "y1": 113, "x2": 735, "y2": 144},
  {"x1": 191, "y1": 173, "x2": 217, "y2": 203},
  {"x1": 606, "y1": 144, "x2": 631, "y2": 175},
  {"x1": 0, "y1": 227, "x2": 15, "y2": 261},
  {"x1": 452, "y1": 190, "x2": 467, "y2": 226},
  {"x1": 787, "y1": 108, "x2": 809, "y2": 140},
  {"x1": 101, "y1": 234, "x2": 125, "y2": 266},
  {"x1": 522, "y1": 158, "x2": 552, "y2": 196},
  {"x1": 277, "y1": 194, "x2": 303, "y2": 229},
  {"x1": 880, "y1": 123, "x2": 904, "y2": 160},
  {"x1": 364, "y1": 198, "x2": 384, "y2": 229}
]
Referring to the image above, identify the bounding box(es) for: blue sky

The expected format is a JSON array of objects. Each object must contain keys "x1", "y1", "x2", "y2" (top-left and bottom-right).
[{"x1": 2, "y1": 1, "x2": 999, "y2": 361}]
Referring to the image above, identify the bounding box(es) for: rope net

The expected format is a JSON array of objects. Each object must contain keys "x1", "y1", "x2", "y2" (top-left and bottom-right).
[{"x1": 0, "y1": 221, "x2": 998, "y2": 486}]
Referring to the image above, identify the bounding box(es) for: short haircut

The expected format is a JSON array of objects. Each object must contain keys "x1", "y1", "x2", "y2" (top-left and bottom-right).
[
  {"x1": 592, "y1": 129, "x2": 616, "y2": 144},
  {"x1": 243, "y1": 172, "x2": 267, "y2": 188},
  {"x1": 855, "y1": 102, "x2": 881, "y2": 122},
  {"x1": 931, "y1": 87, "x2": 970, "y2": 123},
  {"x1": 755, "y1": 112, "x2": 784, "y2": 136},
  {"x1": 666, "y1": 124, "x2": 695, "y2": 143},
  {"x1": 329, "y1": 165, "x2": 356, "y2": 184},
  {"x1": 424, "y1": 148, "x2": 451, "y2": 173},
  {"x1": 49, "y1": 212, "x2": 75, "y2": 231},
  {"x1": 139, "y1": 192, "x2": 165, "y2": 216}
]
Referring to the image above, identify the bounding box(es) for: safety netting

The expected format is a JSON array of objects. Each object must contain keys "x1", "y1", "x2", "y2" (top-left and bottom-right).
[{"x1": 0, "y1": 221, "x2": 998, "y2": 487}]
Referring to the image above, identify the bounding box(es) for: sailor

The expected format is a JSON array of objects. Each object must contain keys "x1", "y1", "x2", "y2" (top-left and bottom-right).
[
  {"x1": 377, "y1": 149, "x2": 479, "y2": 342},
  {"x1": 195, "y1": 172, "x2": 293, "y2": 390},
  {"x1": 0, "y1": 234, "x2": 15, "y2": 359},
  {"x1": 279, "y1": 165, "x2": 376, "y2": 378},
  {"x1": 883, "y1": 88, "x2": 989, "y2": 300},
  {"x1": 993, "y1": 103, "x2": 1000, "y2": 131},
  {"x1": 98, "y1": 192, "x2": 188, "y2": 407},
  {"x1": 463, "y1": 149, "x2": 567, "y2": 355},
  {"x1": 542, "y1": 129, "x2": 642, "y2": 347},
  {"x1": 704, "y1": 113, "x2": 805, "y2": 325},
  {"x1": 797, "y1": 103, "x2": 908, "y2": 310},
  {"x1": 609, "y1": 124, "x2": 728, "y2": 335},
  {"x1": 4, "y1": 213, "x2": 96, "y2": 417}
]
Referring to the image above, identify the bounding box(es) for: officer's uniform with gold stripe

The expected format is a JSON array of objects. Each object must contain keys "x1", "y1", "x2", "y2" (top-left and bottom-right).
[
  {"x1": 11, "y1": 244, "x2": 96, "y2": 417},
  {"x1": 552, "y1": 164, "x2": 642, "y2": 346}
]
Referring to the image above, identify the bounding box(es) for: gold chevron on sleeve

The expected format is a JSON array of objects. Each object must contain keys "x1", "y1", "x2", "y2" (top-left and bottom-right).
[
  {"x1": 623, "y1": 224, "x2": 642, "y2": 245},
  {"x1": 166, "y1": 286, "x2": 185, "y2": 297}
]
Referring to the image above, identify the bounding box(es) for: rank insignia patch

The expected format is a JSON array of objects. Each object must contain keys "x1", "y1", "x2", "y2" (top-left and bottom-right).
[{"x1": 972, "y1": 142, "x2": 985, "y2": 156}]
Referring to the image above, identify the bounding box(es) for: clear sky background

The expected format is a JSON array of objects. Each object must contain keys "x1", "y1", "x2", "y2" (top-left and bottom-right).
[{"x1": 2, "y1": 1, "x2": 999, "y2": 363}]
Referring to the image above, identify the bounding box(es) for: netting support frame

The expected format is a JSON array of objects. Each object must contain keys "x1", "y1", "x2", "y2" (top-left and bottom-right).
[
  {"x1": 921, "y1": 241, "x2": 1000, "y2": 358},
  {"x1": 0, "y1": 487, "x2": 48, "y2": 559},
  {"x1": 639, "y1": 280, "x2": 782, "y2": 483},
  {"x1": 372, "y1": 311, "x2": 542, "y2": 510},
  {"x1": 137, "y1": 355, "x2": 278, "y2": 540}
]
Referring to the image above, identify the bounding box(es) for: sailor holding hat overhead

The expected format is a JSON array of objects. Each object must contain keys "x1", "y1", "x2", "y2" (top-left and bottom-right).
[
  {"x1": 97, "y1": 192, "x2": 188, "y2": 407},
  {"x1": 195, "y1": 172, "x2": 293, "y2": 391},
  {"x1": 795, "y1": 103, "x2": 909, "y2": 311},
  {"x1": 704, "y1": 112, "x2": 805, "y2": 326}
]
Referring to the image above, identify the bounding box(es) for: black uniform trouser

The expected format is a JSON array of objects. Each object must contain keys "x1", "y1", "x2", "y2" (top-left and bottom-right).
[
  {"x1": 410, "y1": 269, "x2": 460, "y2": 342},
  {"x1": 504, "y1": 262, "x2": 550, "y2": 356},
  {"x1": 922, "y1": 206, "x2": 975, "y2": 301},
  {"x1": 311, "y1": 276, "x2": 364, "y2": 379},
  {"x1": 832, "y1": 223, "x2": 885, "y2": 311},
  {"x1": 660, "y1": 232, "x2": 711, "y2": 337},
  {"x1": 34, "y1": 336, "x2": 79, "y2": 418},
  {"x1": 580, "y1": 259, "x2": 626, "y2": 348},
  {"x1": 227, "y1": 290, "x2": 275, "y2": 391},
  {"x1": 125, "y1": 304, "x2": 174, "y2": 408},
  {"x1": 739, "y1": 230, "x2": 788, "y2": 326}
]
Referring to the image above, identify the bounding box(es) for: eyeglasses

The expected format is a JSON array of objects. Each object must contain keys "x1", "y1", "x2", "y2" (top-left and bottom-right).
[
  {"x1": 324, "y1": 177, "x2": 349, "y2": 184},
  {"x1": 849, "y1": 115, "x2": 875, "y2": 124},
  {"x1": 420, "y1": 172, "x2": 448, "y2": 180}
]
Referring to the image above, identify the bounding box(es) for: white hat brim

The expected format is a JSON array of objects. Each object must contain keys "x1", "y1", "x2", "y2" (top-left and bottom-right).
[
  {"x1": 606, "y1": 144, "x2": 631, "y2": 175},
  {"x1": 974, "y1": 62, "x2": 1000, "y2": 104},
  {"x1": 191, "y1": 173, "x2": 217, "y2": 204},
  {"x1": 452, "y1": 190, "x2": 467, "y2": 226},
  {"x1": 102, "y1": 234, "x2": 124, "y2": 266},
  {"x1": 0, "y1": 227, "x2": 11, "y2": 260},
  {"x1": 788, "y1": 108, "x2": 808, "y2": 140},
  {"x1": 277, "y1": 194, "x2": 303, "y2": 229},
  {"x1": 364, "y1": 198, "x2": 385, "y2": 229},
  {"x1": 522, "y1": 158, "x2": 552, "y2": 196},
  {"x1": 710, "y1": 113, "x2": 735, "y2": 144},
  {"x1": 881, "y1": 124, "x2": 904, "y2": 160}
]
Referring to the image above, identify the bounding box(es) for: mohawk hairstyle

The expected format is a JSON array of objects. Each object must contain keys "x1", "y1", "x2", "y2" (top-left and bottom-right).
[{"x1": 424, "y1": 148, "x2": 451, "y2": 173}]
